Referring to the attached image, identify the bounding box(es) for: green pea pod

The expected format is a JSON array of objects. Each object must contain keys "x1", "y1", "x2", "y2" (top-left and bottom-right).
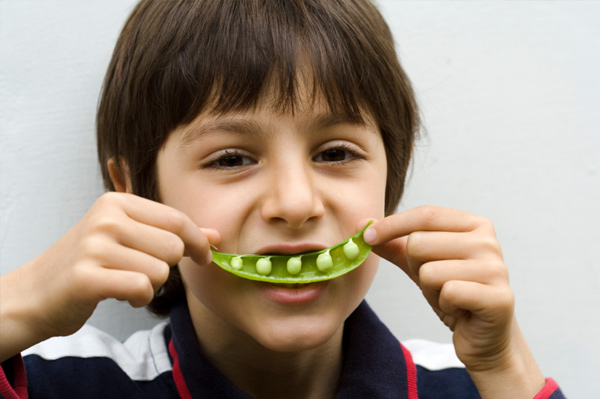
[{"x1": 211, "y1": 221, "x2": 373, "y2": 283}]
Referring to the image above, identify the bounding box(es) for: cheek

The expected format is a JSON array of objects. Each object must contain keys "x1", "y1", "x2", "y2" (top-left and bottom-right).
[
  {"x1": 346, "y1": 253, "x2": 380, "y2": 298},
  {"x1": 179, "y1": 258, "x2": 218, "y2": 297},
  {"x1": 338, "y1": 154, "x2": 388, "y2": 221},
  {"x1": 158, "y1": 170, "x2": 252, "y2": 237},
  {"x1": 179, "y1": 257, "x2": 250, "y2": 320},
  {"x1": 180, "y1": 256, "x2": 243, "y2": 294},
  {"x1": 333, "y1": 175, "x2": 387, "y2": 223},
  {"x1": 326, "y1": 252, "x2": 379, "y2": 315}
]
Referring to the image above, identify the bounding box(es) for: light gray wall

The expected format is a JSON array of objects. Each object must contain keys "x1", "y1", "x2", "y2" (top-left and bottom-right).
[{"x1": 1, "y1": 1, "x2": 598, "y2": 396}]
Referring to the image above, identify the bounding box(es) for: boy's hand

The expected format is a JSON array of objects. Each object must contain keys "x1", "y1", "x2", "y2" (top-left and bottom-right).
[
  {"x1": 363, "y1": 206, "x2": 545, "y2": 399},
  {"x1": 0, "y1": 192, "x2": 218, "y2": 362}
]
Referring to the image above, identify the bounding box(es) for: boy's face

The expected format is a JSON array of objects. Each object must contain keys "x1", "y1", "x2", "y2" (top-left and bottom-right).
[{"x1": 156, "y1": 92, "x2": 387, "y2": 352}]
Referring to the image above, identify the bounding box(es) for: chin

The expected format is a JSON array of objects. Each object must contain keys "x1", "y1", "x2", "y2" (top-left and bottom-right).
[{"x1": 251, "y1": 312, "x2": 345, "y2": 353}]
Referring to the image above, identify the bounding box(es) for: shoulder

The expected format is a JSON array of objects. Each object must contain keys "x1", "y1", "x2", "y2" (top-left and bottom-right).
[
  {"x1": 22, "y1": 321, "x2": 177, "y2": 398},
  {"x1": 402, "y1": 339, "x2": 479, "y2": 399}
]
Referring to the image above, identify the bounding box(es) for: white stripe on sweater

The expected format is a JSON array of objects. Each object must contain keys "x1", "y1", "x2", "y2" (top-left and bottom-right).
[{"x1": 23, "y1": 321, "x2": 172, "y2": 381}]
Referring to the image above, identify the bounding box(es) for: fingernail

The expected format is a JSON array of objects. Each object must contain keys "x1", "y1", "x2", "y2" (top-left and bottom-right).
[
  {"x1": 363, "y1": 226, "x2": 377, "y2": 244},
  {"x1": 204, "y1": 250, "x2": 213, "y2": 265}
]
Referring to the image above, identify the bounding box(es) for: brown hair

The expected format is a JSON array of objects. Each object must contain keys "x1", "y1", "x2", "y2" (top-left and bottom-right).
[{"x1": 97, "y1": 0, "x2": 419, "y2": 316}]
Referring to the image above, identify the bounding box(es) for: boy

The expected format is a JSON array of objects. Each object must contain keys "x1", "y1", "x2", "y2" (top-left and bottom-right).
[{"x1": 0, "y1": 1, "x2": 565, "y2": 398}]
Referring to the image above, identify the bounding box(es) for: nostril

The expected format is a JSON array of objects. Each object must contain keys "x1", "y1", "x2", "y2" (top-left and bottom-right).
[{"x1": 260, "y1": 190, "x2": 324, "y2": 229}]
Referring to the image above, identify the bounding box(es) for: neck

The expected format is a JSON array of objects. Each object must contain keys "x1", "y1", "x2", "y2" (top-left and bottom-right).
[
  {"x1": 216, "y1": 335, "x2": 343, "y2": 399},
  {"x1": 189, "y1": 305, "x2": 344, "y2": 399}
]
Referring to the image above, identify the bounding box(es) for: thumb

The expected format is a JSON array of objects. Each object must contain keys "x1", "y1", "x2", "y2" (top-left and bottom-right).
[
  {"x1": 199, "y1": 227, "x2": 221, "y2": 249},
  {"x1": 184, "y1": 227, "x2": 221, "y2": 266},
  {"x1": 367, "y1": 233, "x2": 415, "y2": 283}
]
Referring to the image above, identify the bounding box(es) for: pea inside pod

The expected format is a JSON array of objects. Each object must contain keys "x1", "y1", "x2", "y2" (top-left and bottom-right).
[{"x1": 211, "y1": 221, "x2": 373, "y2": 283}]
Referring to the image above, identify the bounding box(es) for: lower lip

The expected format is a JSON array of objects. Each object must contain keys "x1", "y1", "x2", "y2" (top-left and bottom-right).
[{"x1": 258, "y1": 281, "x2": 329, "y2": 305}]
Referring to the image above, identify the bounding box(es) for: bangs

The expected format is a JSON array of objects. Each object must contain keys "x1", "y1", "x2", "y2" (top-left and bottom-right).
[{"x1": 152, "y1": 0, "x2": 392, "y2": 129}]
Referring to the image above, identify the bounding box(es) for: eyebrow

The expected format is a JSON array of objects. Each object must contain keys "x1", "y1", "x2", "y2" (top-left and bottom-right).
[
  {"x1": 179, "y1": 118, "x2": 261, "y2": 149},
  {"x1": 178, "y1": 111, "x2": 369, "y2": 149},
  {"x1": 306, "y1": 112, "x2": 367, "y2": 132}
]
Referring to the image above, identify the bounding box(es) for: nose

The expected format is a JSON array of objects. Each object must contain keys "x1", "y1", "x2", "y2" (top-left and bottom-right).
[{"x1": 260, "y1": 162, "x2": 325, "y2": 230}]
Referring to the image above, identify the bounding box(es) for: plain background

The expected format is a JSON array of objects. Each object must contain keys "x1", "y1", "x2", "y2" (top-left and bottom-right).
[{"x1": 1, "y1": 1, "x2": 598, "y2": 397}]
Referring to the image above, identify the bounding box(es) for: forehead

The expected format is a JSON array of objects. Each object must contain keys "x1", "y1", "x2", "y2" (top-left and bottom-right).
[{"x1": 177, "y1": 109, "x2": 374, "y2": 147}]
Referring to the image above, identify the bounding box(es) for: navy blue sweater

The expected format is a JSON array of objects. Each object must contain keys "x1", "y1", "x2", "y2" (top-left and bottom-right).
[{"x1": 1, "y1": 302, "x2": 565, "y2": 398}]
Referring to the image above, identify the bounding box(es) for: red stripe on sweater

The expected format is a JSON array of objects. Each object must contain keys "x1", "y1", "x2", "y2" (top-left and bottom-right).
[
  {"x1": 400, "y1": 342, "x2": 419, "y2": 399},
  {"x1": 168, "y1": 340, "x2": 192, "y2": 399},
  {"x1": 0, "y1": 355, "x2": 28, "y2": 399},
  {"x1": 533, "y1": 378, "x2": 560, "y2": 399}
]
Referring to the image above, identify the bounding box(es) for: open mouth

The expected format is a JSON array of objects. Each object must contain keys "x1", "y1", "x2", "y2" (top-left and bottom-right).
[
  {"x1": 212, "y1": 222, "x2": 373, "y2": 284},
  {"x1": 259, "y1": 246, "x2": 326, "y2": 256}
]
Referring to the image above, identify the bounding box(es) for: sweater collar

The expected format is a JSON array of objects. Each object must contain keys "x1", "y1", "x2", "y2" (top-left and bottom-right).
[{"x1": 168, "y1": 301, "x2": 416, "y2": 399}]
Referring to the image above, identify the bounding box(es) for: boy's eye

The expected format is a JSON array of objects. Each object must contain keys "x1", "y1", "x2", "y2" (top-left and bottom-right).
[
  {"x1": 313, "y1": 146, "x2": 364, "y2": 163},
  {"x1": 320, "y1": 149, "x2": 347, "y2": 162},
  {"x1": 218, "y1": 155, "x2": 250, "y2": 167},
  {"x1": 204, "y1": 150, "x2": 256, "y2": 169}
]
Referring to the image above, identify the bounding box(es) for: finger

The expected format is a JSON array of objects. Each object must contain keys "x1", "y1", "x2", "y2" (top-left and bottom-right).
[
  {"x1": 115, "y1": 221, "x2": 186, "y2": 266},
  {"x1": 407, "y1": 231, "x2": 468, "y2": 263},
  {"x1": 406, "y1": 230, "x2": 503, "y2": 268},
  {"x1": 184, "y1": 227, "x2": 220, "y2": 266},
  {"x1": 118, "y1": 195, "x2": 216, "y2": 265},
  {"x1": 200, "y1": 227, "x2": 221, "y2": 248},
  {"x1": 438, "y1": 280, "x2": 514, "y2": 322},
  {"x1": 121, "y1": 195, "x2": 199, "y2": 241},
  {"x1": 87, "y1": 268, "x2": 155, "y2": 308},
  {"x1": 370, "y1": 231, "x2": 483, "y2": 282},
  {"x1": 100, "y1": 245, "x2": 171, "y2": 292},
  {"x1": 364, "y1": 206, "x2": 492, "y2": 247},
  {"x1": 369, "y1": 236, "x2": 413, "y2": 277},
  {"x1": 115, "y1": 193, "x2": 183, "y2": 227},
  {"x1": 418, "y1": 259, "x2": 507, "y2": 314},
  {"x1": 419, "y1": 259, "x2": 509, "y2": 292}
]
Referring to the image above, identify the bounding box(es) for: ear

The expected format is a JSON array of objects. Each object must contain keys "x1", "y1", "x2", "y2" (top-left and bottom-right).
[{"x1": 107, "y1": 157, "x2": 132, "y2": 193}]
